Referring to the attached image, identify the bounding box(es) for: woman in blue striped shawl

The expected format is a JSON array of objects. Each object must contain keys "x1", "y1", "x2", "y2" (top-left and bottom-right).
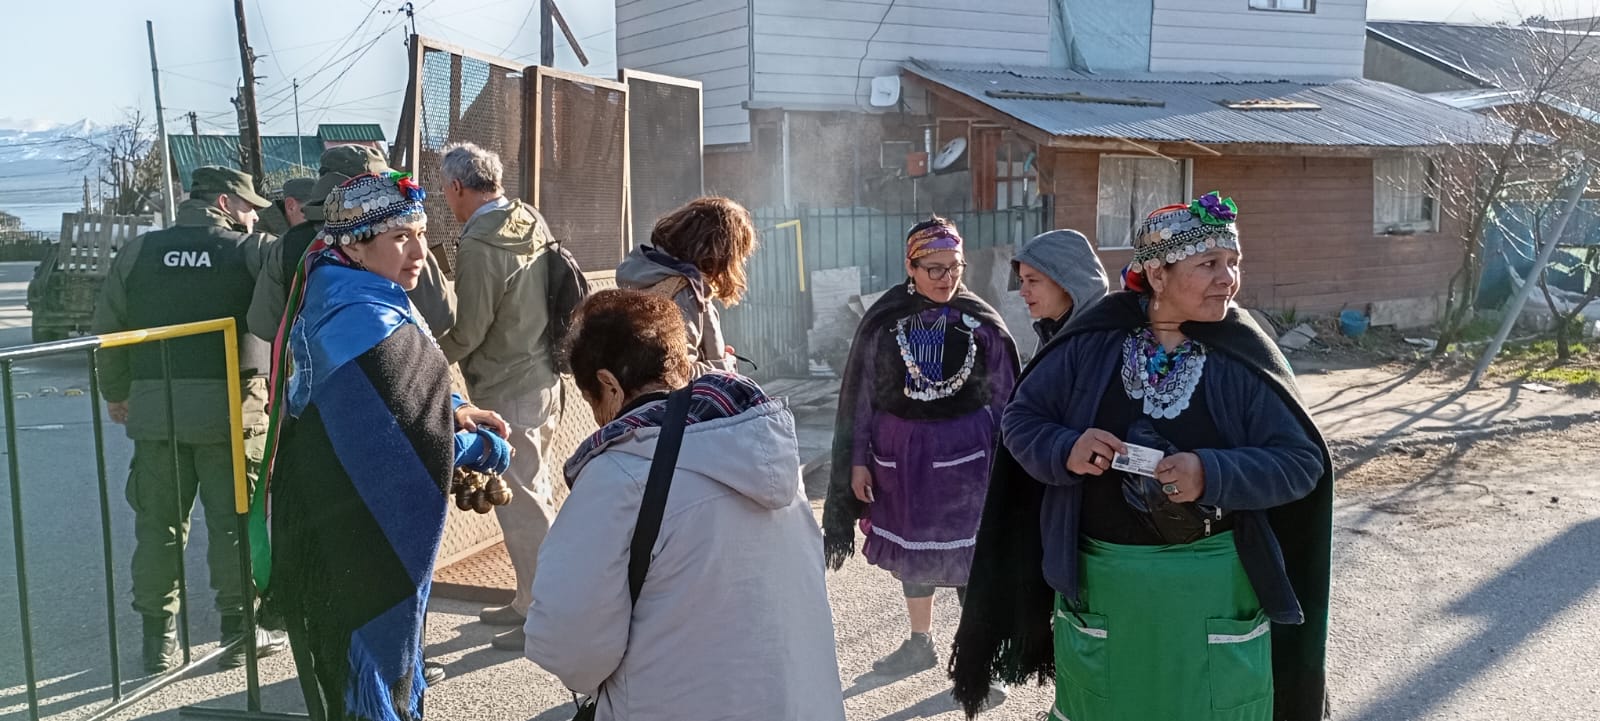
[{"x1": 257, "y1": 172, "x2": 512, "y2": 721}]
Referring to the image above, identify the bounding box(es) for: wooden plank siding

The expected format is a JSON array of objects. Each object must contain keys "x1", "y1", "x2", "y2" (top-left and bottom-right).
[
  {"x1": 1149, "y1": 0, "x2": 1368, "y2": 77},
  {"x1": 1049, "y1": 150, "x2": 1464, "y2": 314},
  {"x1": 749, "y1": 0, "x2": 1049, "y2": 110},
  {"x1": 617, "y1": 0, "x2": 753, "y2": 145}
]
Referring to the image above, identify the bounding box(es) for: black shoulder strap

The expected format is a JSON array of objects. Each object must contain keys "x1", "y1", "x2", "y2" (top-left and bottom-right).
[{"x1": 627, "y1": 385, "x2": 694, "y2": 604}]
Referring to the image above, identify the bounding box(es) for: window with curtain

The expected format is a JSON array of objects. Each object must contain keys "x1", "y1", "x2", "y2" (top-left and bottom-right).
[
  {"x1": 1373, "y1": 156, "x2": 1439, "y2": 233},
  {"x1": 1096, "y1": 156, "x2": 1187, "y2": 249},
  {"x1": 1249, "y1": 0, "x2": 1314, "y2": 12}
]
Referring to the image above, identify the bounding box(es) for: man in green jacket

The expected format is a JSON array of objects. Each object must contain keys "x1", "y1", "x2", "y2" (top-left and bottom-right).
[
  {"x1": 437, "y1": 142, "x2": 561, "y2": 652},
  {"x1": 93, "y1": 166, "x2": 289, "y2": 674}
]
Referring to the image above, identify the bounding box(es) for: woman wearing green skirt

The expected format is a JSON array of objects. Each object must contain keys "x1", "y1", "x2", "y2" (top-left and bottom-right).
[{"x1": 950, "y1": 194, "x2": 1334, "y2": 721}]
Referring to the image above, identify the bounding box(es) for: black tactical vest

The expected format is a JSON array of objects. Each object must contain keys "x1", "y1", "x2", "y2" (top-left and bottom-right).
[
  {"x1": 124, "y1": 223, "x2": 271, "y2": 380},
  {"x1": 278, "y1": 221, "x2": 320, "y2": 283}
]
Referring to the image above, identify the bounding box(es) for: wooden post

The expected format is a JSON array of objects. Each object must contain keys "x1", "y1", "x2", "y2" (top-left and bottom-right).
[{"x1": 233, "y1": 0, "x2": 266, "y2": 187}]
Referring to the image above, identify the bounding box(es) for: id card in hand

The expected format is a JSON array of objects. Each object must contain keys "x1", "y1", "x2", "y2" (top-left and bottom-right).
[{"x1": 1111, "y1": 443, "x2": 1164, "y2": 477}]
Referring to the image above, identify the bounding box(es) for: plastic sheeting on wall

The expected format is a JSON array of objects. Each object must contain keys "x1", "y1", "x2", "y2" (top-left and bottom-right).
[{"x1": 1051, "y1": 0, "x2": 1152, "y2": 72}]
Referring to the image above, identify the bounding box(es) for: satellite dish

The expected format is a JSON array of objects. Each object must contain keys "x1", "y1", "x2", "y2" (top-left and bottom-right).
[
  {"x1": 931, "y1": 137, "x2": 968, "y2": 173},
  {"x1": 870, "y1": 76, "x2": 901, "y2": 107}
]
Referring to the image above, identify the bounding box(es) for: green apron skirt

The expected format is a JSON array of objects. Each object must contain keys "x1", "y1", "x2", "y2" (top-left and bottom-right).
[{"x1": 1052, "y1": 531, "x2": 1273, "y2": 721}]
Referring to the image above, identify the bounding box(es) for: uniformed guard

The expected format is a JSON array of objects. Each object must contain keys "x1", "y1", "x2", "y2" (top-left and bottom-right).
[{"x1": 92, "y1": 166, "x2": 290, "y2": 674}]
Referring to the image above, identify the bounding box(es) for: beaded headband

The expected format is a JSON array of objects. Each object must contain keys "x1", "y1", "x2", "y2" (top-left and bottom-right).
[
  {"x1": 1132, "y1": 192, "x2": 1240, "y2": 273},
  {"x1": 906, "y1": 222, "x2": 963, "y2": 261},
  {"x1": 315, "y1": 171, "x2": 428, "y2": 247}
]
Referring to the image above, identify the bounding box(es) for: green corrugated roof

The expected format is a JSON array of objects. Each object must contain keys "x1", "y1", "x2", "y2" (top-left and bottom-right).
[
  {"x1": 167, "y1": 134, "x2": 322, "y2": 191},
  {"x1": 317, "y1": 123, "x2": 386, "y2": 142}
]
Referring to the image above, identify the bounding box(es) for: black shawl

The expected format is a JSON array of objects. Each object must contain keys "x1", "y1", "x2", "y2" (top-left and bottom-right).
[
  {"x1": 822, "y1": 283, "x2": 1018, "y2": 570},
  {"x1": 948, "y1": 292, "x2": 1334, "y2": 720}
]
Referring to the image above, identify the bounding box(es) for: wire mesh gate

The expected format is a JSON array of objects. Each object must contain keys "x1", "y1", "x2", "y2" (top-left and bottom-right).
[
  {"x1": 400, "y1": 38, "x2": 527, "y2": 277},
  {"x1": 621, "y1": 70, "x2": 704, "y2": 249},
  {"x1": 1, "y1": 319, "x2": 298, "y2": 721},
  {"x1": 398, "y1": 35, "x2": 701, "y2": 278}
]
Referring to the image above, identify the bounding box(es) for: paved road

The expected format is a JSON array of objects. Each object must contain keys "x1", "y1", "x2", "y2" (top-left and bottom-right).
[{"x1": 0, "y1": 260, "x2": 1596, "y2": 720}]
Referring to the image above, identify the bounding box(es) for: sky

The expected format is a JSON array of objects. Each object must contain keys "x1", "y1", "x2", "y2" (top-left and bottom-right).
[
  {"x1": 0, "y1": 0, "x2": 616, "y2": 137},
  {"x1": 0, "y1": 0, "x2": 1596, "y2": 135},
  {"x1": 1, "y1": 0, "x2": 1595, "y2": 135}
]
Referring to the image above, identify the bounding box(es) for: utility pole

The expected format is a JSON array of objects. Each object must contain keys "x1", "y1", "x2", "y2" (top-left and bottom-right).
[
  {"x1": 233, "y1": 0, "x2": 265, "y2": 187},
  {"x1": 293, "y1": 78, "x2": 304, "y2": 171},
  {"x1": 146, "y1": 20, "x2": 177, "y2": 227},
  {"x1": 188, "y1": 111, "x2": 199, "y2": 138},
  {"x1": 82, "y1": 177, "x2": 90, "y2": 212},
  {"x1": 400, "y1": 2, "x2": 417, "y2": 38},
  {"x1": 540, "y1": 0, "x2": 554, "y2": 66}
]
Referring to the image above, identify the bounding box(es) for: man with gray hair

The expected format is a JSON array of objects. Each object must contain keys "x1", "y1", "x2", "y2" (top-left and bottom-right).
[{"x1": 437, "y1": 141, "x2": 562, "y2": 652}]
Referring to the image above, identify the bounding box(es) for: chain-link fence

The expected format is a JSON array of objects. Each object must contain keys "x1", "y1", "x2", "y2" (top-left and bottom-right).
[
  {"x1": 622, "y1": 70, "x2": 704, "y2": 248},
  {"x1": 411, "y1": 39, "x2": 525, "y2": 276},
  {"x1": 531, "y1": 68, "x2": 629, "y2": 273}
]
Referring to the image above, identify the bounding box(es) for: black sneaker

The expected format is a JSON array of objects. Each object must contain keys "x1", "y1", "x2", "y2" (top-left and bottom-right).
[
  {"x1": 142, "y1": 615, "x2": 180, "y2": 675},
  {"x1": 872, "y1": 632, "x2": 937, "y2": 676},
  {"x1": 219, "y1": 616, "x2": 289, "y2": 669}
]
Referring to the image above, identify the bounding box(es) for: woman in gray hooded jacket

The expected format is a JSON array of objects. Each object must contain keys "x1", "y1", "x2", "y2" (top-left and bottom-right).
[
  {"x1": 525, "y1": 289, "x2": 843, "y2": 721},
  {"x1": 1012, "y1": 229, "x2": 1110, "y2": 351},
  {"x1": 615, "y1": 197, "x2": 759, "y2": 375}
]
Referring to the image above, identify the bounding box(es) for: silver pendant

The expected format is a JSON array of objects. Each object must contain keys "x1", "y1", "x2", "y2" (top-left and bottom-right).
[{"x1": 962, "y1": 313, "x2": 980, "y2": 329}]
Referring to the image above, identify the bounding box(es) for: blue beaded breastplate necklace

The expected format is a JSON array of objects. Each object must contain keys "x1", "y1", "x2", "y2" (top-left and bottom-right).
[{"x1": 894, "y1": 308, "x2": 978, "y2": 401}]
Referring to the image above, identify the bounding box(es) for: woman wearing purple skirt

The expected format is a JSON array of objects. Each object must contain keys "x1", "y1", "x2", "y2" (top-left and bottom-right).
[{"x1": 823, "y1": 217, "x2": 1019, "y2": 688}]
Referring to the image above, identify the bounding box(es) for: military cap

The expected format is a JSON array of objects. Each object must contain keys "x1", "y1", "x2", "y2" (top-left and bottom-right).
[
  {"x1": 305, "y1": 145, "x2": 392, "y2": 222},
  {"x1": 190, "y1": 166, "x2": 272, "y2": 209},
  {"x1": 281, "y1": 177, "x2": 318, "y2": 203},
  {"x1": 319, "y1": 145, "x2": 389, "y2": 179}
]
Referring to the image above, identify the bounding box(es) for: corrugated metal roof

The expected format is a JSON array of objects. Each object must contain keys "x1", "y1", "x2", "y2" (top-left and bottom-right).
[
  {"x1": 316, "y1": 123, "x2": 386, "y2": 142},
  {"x1": 1367, "y1": 20, "x2": 1600, "y2": 89},
  {"x1": 903, "y1": 60, "x2": 1517, "y2": 148},
  {"x1": 167, "y1": 134, "x2": 321, "y2": 191}
]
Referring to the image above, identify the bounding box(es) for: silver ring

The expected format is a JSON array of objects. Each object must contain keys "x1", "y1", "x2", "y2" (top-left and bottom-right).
[{"x1": 1162, "y1": 482, "x2": 1180, "y2": 495}]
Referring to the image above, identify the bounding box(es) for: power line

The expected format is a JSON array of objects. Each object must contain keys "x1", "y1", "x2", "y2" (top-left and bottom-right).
[
  {"x1": 299, "y1": 20, "x2": 407, "y2": 126},
  {"x1": 256, "y1": 18, "x2": 398, "y2": 119},
  {"x1": 163, "y1": 69, "x2": 241, "y2": 90},
  {"x1": 512, "y1": 28, "x2": 615, "y2": 62},
  {"x1": 497, "y1": 0, "x2": 538, "y2": 55},
  {"x1": 252, "y1": 0, "x2": 290, "y2": 83},
  {"x1": 164, "y1": 35, "x2": 348, "y2": 70}
]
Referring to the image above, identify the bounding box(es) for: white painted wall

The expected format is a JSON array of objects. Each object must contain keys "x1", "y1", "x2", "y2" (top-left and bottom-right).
[
  {"x1": 750, "y1": 0, "x2": 1051, "y2": 110},
  {"x1": 616, "y1": 0, "x2": 753, "y2": 145},
  {"x1": 1148, "y1": 0, "x2": 1368, "y2": 77}
]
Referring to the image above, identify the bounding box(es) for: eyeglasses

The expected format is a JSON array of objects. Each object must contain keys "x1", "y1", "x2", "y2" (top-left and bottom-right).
[{"x1": 914, "y1": 262, "x2": 967, "y2": 280}]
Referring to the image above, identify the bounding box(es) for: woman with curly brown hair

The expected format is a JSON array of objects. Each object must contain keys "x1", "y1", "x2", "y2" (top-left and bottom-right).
[{"x1": 616, "y1": 196, "x2": 759, "y2": 374}]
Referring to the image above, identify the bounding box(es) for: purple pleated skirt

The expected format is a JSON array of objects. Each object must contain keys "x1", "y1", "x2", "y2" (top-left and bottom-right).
[{"x1": 860, "y1": 408, "x2": 997, "y2": 586}]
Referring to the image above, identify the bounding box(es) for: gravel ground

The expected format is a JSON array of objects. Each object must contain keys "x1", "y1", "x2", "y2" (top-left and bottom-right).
[{"x1": 3, "y1": 260, "x2": 1598, "y2": 721}]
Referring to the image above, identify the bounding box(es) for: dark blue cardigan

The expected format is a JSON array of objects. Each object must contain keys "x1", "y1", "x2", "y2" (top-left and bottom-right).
[{"x1": 1003, "y1": 328, "x2": 1325, "y2": 624}]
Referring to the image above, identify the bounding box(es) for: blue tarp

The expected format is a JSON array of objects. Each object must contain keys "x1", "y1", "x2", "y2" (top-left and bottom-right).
[{"x1": 1478, "y1": 200, "x2": 1600, "y2": 307}]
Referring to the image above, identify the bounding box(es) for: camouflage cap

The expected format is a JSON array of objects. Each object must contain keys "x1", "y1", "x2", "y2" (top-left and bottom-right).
[
  {"x1": 281, "y1": 177, "x2": 318, "y2": 203},
  {"x1": 190, "y1": 166, "x2": 272, "y2": 209}
]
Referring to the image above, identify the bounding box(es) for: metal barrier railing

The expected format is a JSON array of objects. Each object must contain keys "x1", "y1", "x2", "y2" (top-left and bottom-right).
[{"x1": 2, "y1": 318, "x2": 300, "y2": 721}]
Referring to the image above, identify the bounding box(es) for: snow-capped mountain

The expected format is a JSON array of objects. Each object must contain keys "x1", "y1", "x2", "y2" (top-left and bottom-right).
[{"x1": 0, "y1": 119, "x2": 112, "y2": 232}]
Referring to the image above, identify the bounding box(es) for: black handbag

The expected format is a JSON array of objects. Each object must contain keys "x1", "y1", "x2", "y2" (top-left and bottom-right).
[{"x1": 571, "y1": 386, "x2": 694, "y2": 721}]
